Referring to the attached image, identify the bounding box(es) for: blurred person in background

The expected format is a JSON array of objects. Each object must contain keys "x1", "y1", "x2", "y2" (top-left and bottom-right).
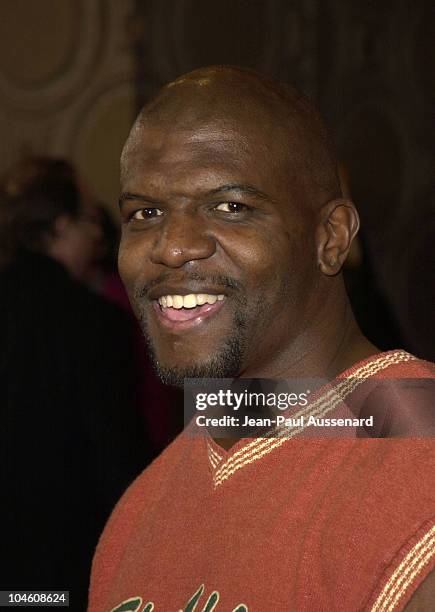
[
  {"x1": 0, "y1": 157, "x2": 100, "y2": 279},
  {"x1": 82, "y1": 202, "x2": 120, "y2": 293},
  {"x1": 0, "y1": 157, "x2": 148, "y2": 610}
]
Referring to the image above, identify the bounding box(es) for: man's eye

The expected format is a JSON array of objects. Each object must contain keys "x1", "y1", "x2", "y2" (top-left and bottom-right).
[
  {"x1": 131, "y1": 208, "x2": 163, "y2": 220},
  {"x1": 214, "y1": 202, "x2": 247, "y2": 214}
]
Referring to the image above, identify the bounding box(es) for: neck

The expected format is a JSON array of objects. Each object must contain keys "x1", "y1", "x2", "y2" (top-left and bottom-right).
[
  {"x1": 212, "y1": 277, "x2": 379, "y2": 451},
  {"x1": 241, "y1": 277, "x2": 379, "y2": 380}
]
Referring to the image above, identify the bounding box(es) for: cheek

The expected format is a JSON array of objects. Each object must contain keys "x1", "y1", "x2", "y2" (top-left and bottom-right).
[
  {"x1": 118, "y1": 242, "x2": 134, "y2": 287},
  {"x1": 118, "y1": 232, "x2": 150, "y2": 290},
  {"x1": 222, "y1": 228, "x2": 293, "y2": 291}
]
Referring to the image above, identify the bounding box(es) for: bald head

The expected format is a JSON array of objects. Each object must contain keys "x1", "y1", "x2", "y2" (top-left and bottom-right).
[{"x1": 122, "y1": 66, "x2": 341, "y2": 207}]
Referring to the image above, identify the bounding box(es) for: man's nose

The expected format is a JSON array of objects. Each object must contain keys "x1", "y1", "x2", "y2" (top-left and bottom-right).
[{"x1": 150, "y1": 212, "x2": 216, "y2": 268}]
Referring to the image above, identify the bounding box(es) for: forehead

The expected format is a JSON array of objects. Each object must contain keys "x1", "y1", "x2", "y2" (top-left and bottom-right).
[{"x1": 121, "y1": 118, "x2": 294, "y2": 197}]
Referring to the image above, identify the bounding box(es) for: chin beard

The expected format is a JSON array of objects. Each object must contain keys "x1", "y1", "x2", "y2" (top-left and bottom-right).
[
  {"x1": 151, "y1": 336, "x2": 244, "y2": 387},
  {"x1": 140, "y1": 312, "x2": 248, "y2": 388}
]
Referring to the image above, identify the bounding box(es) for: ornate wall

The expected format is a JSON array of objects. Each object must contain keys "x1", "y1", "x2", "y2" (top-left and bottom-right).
[{"x1": 0, "y1": 0, "x2": 137, "y2": 217}]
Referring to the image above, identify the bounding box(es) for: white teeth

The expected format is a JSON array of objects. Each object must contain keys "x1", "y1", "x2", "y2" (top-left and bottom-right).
[
  {"x1": 172, "y1": 295, "x2": 184, "y2": 309},
  {"x1": 183, "y1": 294, "x2": 197, "y2": 308},
  {"x1": 158, "y1": 293, "x2": 225, "y2": 308}
]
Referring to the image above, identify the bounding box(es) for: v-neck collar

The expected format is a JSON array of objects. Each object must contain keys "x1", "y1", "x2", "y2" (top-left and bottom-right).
[{"x1": 201, "y1": 350, "x2": 415, "y2": 487}]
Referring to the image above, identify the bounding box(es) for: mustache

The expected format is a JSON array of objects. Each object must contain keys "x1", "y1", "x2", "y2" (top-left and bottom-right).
[{"x1": 134, "y1": 271, "x2": 245, "y2": 299}]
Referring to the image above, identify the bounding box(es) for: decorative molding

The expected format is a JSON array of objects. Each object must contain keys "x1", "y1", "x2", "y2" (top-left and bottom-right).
[
  {"x1": 2, "y1": 0, "x2": 136, "y2": 213},
  {"x1": 0, "y1": 0, "x2": 106, "y2": 113}
]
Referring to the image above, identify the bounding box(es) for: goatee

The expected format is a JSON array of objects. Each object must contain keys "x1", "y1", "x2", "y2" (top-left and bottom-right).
[{"x1": 140, "y1": 312, "x2": 248, "y2": 388}]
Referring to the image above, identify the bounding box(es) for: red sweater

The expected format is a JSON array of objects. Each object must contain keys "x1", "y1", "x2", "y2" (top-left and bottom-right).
[{"x1": 89, "y1": 350, "x2": 435, "y2": 611}]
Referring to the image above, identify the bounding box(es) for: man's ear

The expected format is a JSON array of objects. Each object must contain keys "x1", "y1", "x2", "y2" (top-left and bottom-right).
[{"x1": 315, "y1": 198, "x2": 360, "y2": 276}]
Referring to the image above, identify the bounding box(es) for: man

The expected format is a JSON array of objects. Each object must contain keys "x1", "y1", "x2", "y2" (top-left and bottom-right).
[{"x1": 89, "y1": 67, "x2": 434, "y2": 611}]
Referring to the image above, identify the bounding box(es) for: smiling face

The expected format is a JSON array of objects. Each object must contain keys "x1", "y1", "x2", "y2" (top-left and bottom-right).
[{"x1": 118, "y1": 69, "x2": 340, "y2": 384}]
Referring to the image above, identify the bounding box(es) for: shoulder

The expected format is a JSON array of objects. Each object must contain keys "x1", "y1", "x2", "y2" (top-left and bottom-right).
[
  {"x1": 352, "y1": 351, "x2": 435, "y2": 437},
  {"x1": 94, "y1": 431, "x2": 190, "y2": 542},
  {"x1": 89, "y1": 431, "x2": 198, "y2": 607},
  {"x1": 375, "y1": 350, "x2": 434, "y2": 378}
]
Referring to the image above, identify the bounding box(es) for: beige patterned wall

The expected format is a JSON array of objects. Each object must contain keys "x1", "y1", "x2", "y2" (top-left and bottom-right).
[{"x1": 0, "y1": 0, "x2": 136, "y2": 217}]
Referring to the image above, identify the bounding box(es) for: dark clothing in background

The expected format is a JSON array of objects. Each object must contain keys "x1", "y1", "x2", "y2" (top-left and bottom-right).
[
  {"x1": 102, "y1": 272, "x2": 184, "y2": 457},
  {"x1": 0, "y1": 252, "x2": 149, "y2": 610}
]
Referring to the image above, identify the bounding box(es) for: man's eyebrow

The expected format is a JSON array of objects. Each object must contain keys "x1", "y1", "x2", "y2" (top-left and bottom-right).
[
  {"x1": 118, "y1": 192, "x2": 161, "y2": 208},
  {"x1": 118, "y1": 184, "x2": 271, "y2": 208},
  {"x1": 207, "y1": 183, "x2": 270, "y2": 201}
]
